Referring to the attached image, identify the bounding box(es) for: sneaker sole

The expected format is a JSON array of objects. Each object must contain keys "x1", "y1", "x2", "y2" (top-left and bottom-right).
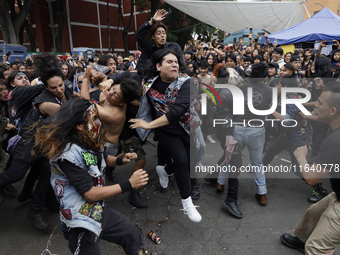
[
  {"x1": 280, "y1": 235, "x2": 305, "y2": 254},
  {"x1": 221, "y1": 201, "x2": 243, "y2": 219}
]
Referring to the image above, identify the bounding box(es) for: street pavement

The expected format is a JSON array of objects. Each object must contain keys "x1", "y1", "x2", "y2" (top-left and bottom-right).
[{"x1": 0, "y1": 133, "x2": 339, "y2": 255}]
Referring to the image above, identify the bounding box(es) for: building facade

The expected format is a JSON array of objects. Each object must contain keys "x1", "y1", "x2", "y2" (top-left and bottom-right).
[{"x1": 1, "y1": 0, "x2": 151, "y2": 54}]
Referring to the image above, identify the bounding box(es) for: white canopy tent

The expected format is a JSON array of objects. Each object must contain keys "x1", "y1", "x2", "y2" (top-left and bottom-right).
[{"x1": 164, "y1": 0, "x2": 306, "y2": 34}]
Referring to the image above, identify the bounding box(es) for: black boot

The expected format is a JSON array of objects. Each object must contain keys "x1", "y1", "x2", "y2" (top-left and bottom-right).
[
  {"x1": 191, "y1": 179, "x2": 200, "y2": 200},
  {"x1": 26, "y1": 211, "x2": 49, "y2": 230},
  {"x1": 221, "y1": 199, "x2": 243, "y2": 219},
  {"x1": 280, "y1": 233, "x2": 305, "y2": 253},
  {"x1": 308, "y1": 183, "x2": 329, "y2": 203},
  {"x1": 129, "y1": 189, "x2": 148, "y2": 208}
]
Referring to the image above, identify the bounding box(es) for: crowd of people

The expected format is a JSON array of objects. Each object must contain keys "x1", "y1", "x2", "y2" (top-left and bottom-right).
[{"x1": 0, "y1": 8, "x2": 340, "y2": 255}]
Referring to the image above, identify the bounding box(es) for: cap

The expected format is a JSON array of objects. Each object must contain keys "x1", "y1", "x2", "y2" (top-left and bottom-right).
[
  {"x1": 290, "y1": 55, "x2": 301, "y2": 62},
  {"x1": 268, "y1": 62, "x2": 279, "y2": 69}
]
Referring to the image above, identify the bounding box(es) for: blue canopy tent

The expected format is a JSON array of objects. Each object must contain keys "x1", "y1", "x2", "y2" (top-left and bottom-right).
[
  {"x1": 261, "y1": 7, "x2": 340, "y2": 45},
  {"x1": 222, "y1": 28, "x2": 267, "y2": 45}
]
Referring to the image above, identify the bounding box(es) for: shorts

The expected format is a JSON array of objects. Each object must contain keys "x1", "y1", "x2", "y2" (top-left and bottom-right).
[
  {"x1": 104, "y1": 143, "x2": 119, "y2": 157},
  {"x1": 120, "y1": 136, "x2": 146, "y2": 161}
]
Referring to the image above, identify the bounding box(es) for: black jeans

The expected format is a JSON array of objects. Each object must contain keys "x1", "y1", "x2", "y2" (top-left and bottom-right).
[
  {"x1": 262, "y1": 134, "x2": 303, "y2": 179},
  {"x1": 0, "y1": 136, "x2": 52, "y2": 213},
  {"x1": 217, "y1": 133, "x2": 241, "y2": 202},
  {"x1": 156, "y1": 129, "x2": 194, "y2": 199},
  {"x1": 65, "y1": 206, "x2": 144, "y2": 255}
]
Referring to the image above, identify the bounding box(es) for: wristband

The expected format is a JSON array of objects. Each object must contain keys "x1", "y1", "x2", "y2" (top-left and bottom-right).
[
  {"x1": 116, "y1": 157, "x2": 123, "y2": 165},
  {"x1": 151, "y1": 17, "x2": 155, "y2": 24},
  {"x1": 119, "y1": 180, "x2": 132, "y2": 193}
]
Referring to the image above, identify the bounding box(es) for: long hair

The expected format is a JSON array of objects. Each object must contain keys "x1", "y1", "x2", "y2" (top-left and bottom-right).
[
  {"x1": 138, "y1": 48, "x2": 185, "y2": 81},
  {"x1": 314, "y1": 56, "x2": 333, "y2": 78},
  {"x1": 32, "y1": 98, "x2": 107, "y2": 159},
  {"x1": 206, "y1": 53, "x2": 217, "y2": 69}
]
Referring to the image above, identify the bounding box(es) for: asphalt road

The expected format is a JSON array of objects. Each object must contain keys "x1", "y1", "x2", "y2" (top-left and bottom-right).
[{"x1": 0, "y1": 134, "x2": 338, "y2": 255}]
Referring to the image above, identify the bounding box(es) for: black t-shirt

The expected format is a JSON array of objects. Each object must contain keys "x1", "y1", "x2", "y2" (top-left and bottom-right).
[
  {"x1": 59, "y1": 160, "x2": 94, "y2": 195},
  {"x1": 147, "y1": 77, "x2": 191, "y2": 135},
  {"x1": 234, "y1": 81, "x2": 273, "y2": 124},
  {"x1": 8, "y1": 85, "x2": 44, "y2": 129},
  {"x1": 20, "y1": 87, "x2": 73, "y2": 135},
  {"x1": 313, "y1": 127, "x2": 340, "y2": 198}
]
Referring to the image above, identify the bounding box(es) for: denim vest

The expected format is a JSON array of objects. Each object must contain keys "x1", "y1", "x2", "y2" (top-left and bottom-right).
[
  {"x1": 50, "y1": 143, "x2": 106, "y2": 236},
  {"x1": 136, "y1": 73, "x2": 201, "y2": 141}
]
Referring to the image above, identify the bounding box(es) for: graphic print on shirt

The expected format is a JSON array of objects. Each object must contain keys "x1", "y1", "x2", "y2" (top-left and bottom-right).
[{"x1": 147, "y1": 88, "x2": 169, "y2": 117}]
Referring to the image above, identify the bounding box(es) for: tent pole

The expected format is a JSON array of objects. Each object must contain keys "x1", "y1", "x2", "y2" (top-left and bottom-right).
[
  {"x1": 303, "y1": 2, "x2": 311, "y2": 18},
  {"x1": 284, "y1": 3, "x2": 304, "y2": 30}
]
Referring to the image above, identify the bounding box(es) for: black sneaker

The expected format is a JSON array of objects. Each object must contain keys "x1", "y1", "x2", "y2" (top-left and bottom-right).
[
  {"x1": 4, "y1": 184, "x2": 18, "y2": 194},
  {"x1": 280, "y1": 233, "x2": 305, "y2": 253},
  {"x1": 221, "y1": 200, "x2": 243, "y2": 219},
  {"x1": 26, "y1": 212, "x2": 49, "y2": 230},
  {"x1": 308, "y1": 184, "x2": 329, "y2": 203},
  {"x1": 129, "y1": 189, "x2": 148, "y2": 208},
  {"x1": 191, "y1": 183, "x2": 201, "y2": 200}
]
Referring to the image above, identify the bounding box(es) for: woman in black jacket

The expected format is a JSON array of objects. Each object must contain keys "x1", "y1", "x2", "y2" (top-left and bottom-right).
[{"x1": 135, "y1": 9, "x2": 184, "y2": 70}]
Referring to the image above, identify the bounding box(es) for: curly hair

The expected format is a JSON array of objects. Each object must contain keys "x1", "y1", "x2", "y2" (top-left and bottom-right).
[{"x1": 34, "y1": 53, "x2": 63, "y2": 87}]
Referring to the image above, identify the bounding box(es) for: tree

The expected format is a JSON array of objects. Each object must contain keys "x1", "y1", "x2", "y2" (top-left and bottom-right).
[{"x1": 0, "y1": 0, "x2": 33, "y2": 45}]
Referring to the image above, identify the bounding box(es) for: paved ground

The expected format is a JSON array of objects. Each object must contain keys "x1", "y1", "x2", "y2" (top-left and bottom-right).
[{"x1": 0, "y1": 134, "x2": 338, "y2": 255}]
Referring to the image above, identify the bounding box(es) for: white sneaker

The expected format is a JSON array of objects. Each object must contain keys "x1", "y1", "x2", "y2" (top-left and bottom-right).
[
  {"x1": 181, "y1": 196, "x2": 202, "y2": 223},
  {"x1": 156, "y1": 165, "x2": 169, "y2": 189},
  {"x1": 206, "y1": 135, "x2": 216, "y2": 144}
]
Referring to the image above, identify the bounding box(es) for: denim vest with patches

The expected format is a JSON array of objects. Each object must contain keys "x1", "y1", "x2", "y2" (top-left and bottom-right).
[
  {"x1": 136, "y1": 73, "x2": 201, "y2": 141},
  {"x1": 50, "y1": 143, "x2": 106, "y2": 237}
]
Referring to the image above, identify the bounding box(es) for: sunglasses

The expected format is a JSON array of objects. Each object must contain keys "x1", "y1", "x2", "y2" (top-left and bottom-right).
[{"x1": 77, "y1": 80, "x2": 83, "y2": 84}]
